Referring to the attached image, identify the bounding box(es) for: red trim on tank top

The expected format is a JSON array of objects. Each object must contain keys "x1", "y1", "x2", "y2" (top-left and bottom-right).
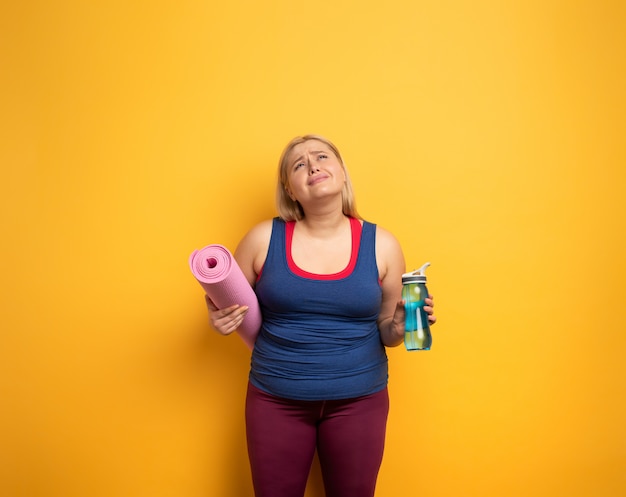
[{"x1": 286, "y1": 217, "x2": 361, "y2": 280}]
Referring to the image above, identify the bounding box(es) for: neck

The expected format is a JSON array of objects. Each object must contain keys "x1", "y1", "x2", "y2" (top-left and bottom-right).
[{"x1": 298, "y1": 207, "x2": 349, "y2": 236}]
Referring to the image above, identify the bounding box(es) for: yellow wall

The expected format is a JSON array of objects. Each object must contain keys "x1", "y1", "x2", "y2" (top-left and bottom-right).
[{"x1": 1, "y1": 1, "x2": 624, "y2": 496}]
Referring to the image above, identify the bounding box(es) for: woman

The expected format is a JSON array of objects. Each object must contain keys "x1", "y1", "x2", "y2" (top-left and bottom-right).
[{"x1": 205, "y1": 134, "x2": 436, "y2": 497}]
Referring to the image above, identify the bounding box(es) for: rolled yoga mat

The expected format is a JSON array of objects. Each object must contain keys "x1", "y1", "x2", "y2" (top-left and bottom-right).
[{"x1": 189, "y1": 244, "x2": 261, "y2": 350}]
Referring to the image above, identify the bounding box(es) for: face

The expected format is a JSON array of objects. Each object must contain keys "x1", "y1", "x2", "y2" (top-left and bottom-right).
[{"x1": 284, "y1": 139, "x2": 347, "y2": 203}]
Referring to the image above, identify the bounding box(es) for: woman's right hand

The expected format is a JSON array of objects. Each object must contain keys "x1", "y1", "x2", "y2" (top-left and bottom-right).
[{"x1": 204, "y1": 294, "x2": 249, "y2": 336}]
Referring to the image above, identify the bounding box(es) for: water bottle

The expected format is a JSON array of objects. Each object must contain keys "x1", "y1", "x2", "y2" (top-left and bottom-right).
[{"x1": 402, "y1": 262, "x2": 432, "y2": 351}]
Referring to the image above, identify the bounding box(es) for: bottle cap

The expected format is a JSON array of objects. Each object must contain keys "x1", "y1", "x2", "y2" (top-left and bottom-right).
[{"x1": 402, "y1": 262, "x2": 430, "y2": 284}]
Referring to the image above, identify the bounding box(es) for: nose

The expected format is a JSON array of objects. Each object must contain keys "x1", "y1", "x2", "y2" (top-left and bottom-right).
[{"x1": 308, "y1": 162, "x2": 320, "y2": 174}]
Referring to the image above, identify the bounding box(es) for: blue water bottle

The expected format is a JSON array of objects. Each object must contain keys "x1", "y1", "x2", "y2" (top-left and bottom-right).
[{"x1": 402, "y1": 262, "x2": 432, "y2": 351}]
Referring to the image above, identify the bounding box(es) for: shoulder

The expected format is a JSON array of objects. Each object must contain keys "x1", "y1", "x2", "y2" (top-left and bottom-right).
[
  {"x1": 373, "y1": 224, "x2": 402, "y2": 254},
  {"x1": 236, "y1": 219, "x2": 273, "y2": 256},
  {"x1": 234, "y1": 219, "x2": 275, "y2": 282},
  {"x1": 372, "y1": 224, "x2": 405, "y2": 280},
  {"x1": 244, "y1": 218, "x2": 275, "y2": 241}
]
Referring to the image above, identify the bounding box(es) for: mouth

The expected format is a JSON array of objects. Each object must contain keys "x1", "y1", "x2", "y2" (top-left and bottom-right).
[{"x1": 308, "y1": 174, "x2": 329, "y2": 186}]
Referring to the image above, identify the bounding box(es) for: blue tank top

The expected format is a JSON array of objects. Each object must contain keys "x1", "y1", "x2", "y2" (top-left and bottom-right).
[{"x1": 250, "y1": 217, "x2": 388, "y2": 401}]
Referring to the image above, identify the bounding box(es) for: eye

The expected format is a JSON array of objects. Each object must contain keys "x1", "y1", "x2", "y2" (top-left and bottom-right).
[
  {"x1": 294, "y1": 162, "x2": 305, "y2": 170},
  {"x1": 318, "y1": 154, "x2": 328, "y2": 160}
]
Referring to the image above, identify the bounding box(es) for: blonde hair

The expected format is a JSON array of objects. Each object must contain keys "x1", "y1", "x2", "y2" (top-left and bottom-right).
[{"x1": 276, "y1": 134, "x2": 361, "y2": 221}]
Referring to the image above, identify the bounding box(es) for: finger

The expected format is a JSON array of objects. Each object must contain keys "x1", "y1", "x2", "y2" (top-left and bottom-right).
[
  {"x1": 428, "y1": 315, "x2": 437, "y2": 325},
  {"x1": 223, "y1": 309, "x2": 248, "y2": 335},
  {"x1": 224, "y1": 316, "x2": 241, "y2": 335},
  {"x1": 214, "y1": 308, "x2": 245, "y2": 325},
  {"x1": 213, "y1": 306, "x2": 248, "y2": 331},
  {"x1": 212, "y1": 303, "x2": 244, "y2": 318},
  {"x1": 397, "y1": 300, "x2": 406, "y2": 311}
]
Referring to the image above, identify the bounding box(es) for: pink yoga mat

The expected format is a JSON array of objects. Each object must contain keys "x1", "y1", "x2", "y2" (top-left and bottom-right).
[{"x1": 189, "y1": 244, "x2": 261, "y2": 350}]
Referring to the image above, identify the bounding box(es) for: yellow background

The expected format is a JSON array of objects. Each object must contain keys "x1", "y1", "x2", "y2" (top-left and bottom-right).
[{"x1": 1, "y1": 1, "x2": 625, "y2": 496}]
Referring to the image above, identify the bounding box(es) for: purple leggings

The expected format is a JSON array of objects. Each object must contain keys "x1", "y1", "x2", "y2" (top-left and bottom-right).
[{"x1": 245, "y1": 382, "x2": 389, "y2": 497}]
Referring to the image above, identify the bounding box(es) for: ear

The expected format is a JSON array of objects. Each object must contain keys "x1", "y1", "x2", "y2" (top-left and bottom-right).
[{"x1": 285, "y1": 185, "x2": 296, "y2": 201}]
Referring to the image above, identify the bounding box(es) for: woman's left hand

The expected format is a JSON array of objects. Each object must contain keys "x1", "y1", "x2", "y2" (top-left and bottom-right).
[
  {"x1": 390, "y1": 294, "x2": 436, "y2": 340},
  {"x1": 424, "y1": 294, "x2": 437, "y2": 325}
]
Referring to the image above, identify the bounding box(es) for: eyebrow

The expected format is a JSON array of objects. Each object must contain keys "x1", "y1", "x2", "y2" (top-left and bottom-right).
[{"x1": 291, "y1": 151, "x2": 330, "y2": 166}]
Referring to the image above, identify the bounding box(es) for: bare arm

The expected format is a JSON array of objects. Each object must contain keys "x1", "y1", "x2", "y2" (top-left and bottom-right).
[
  {"x1": 376, "y1": 227, "x2": 407, "y2": 347},
  {"x1": 205, "y1": 220, "x2": 272, "y2": 335},
  {"x1": 376, "y1": 227, "x2": 437, "y2": 347},
  {"x1": 234, "y1": 219, "x2": 273, "y2": 287}
]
